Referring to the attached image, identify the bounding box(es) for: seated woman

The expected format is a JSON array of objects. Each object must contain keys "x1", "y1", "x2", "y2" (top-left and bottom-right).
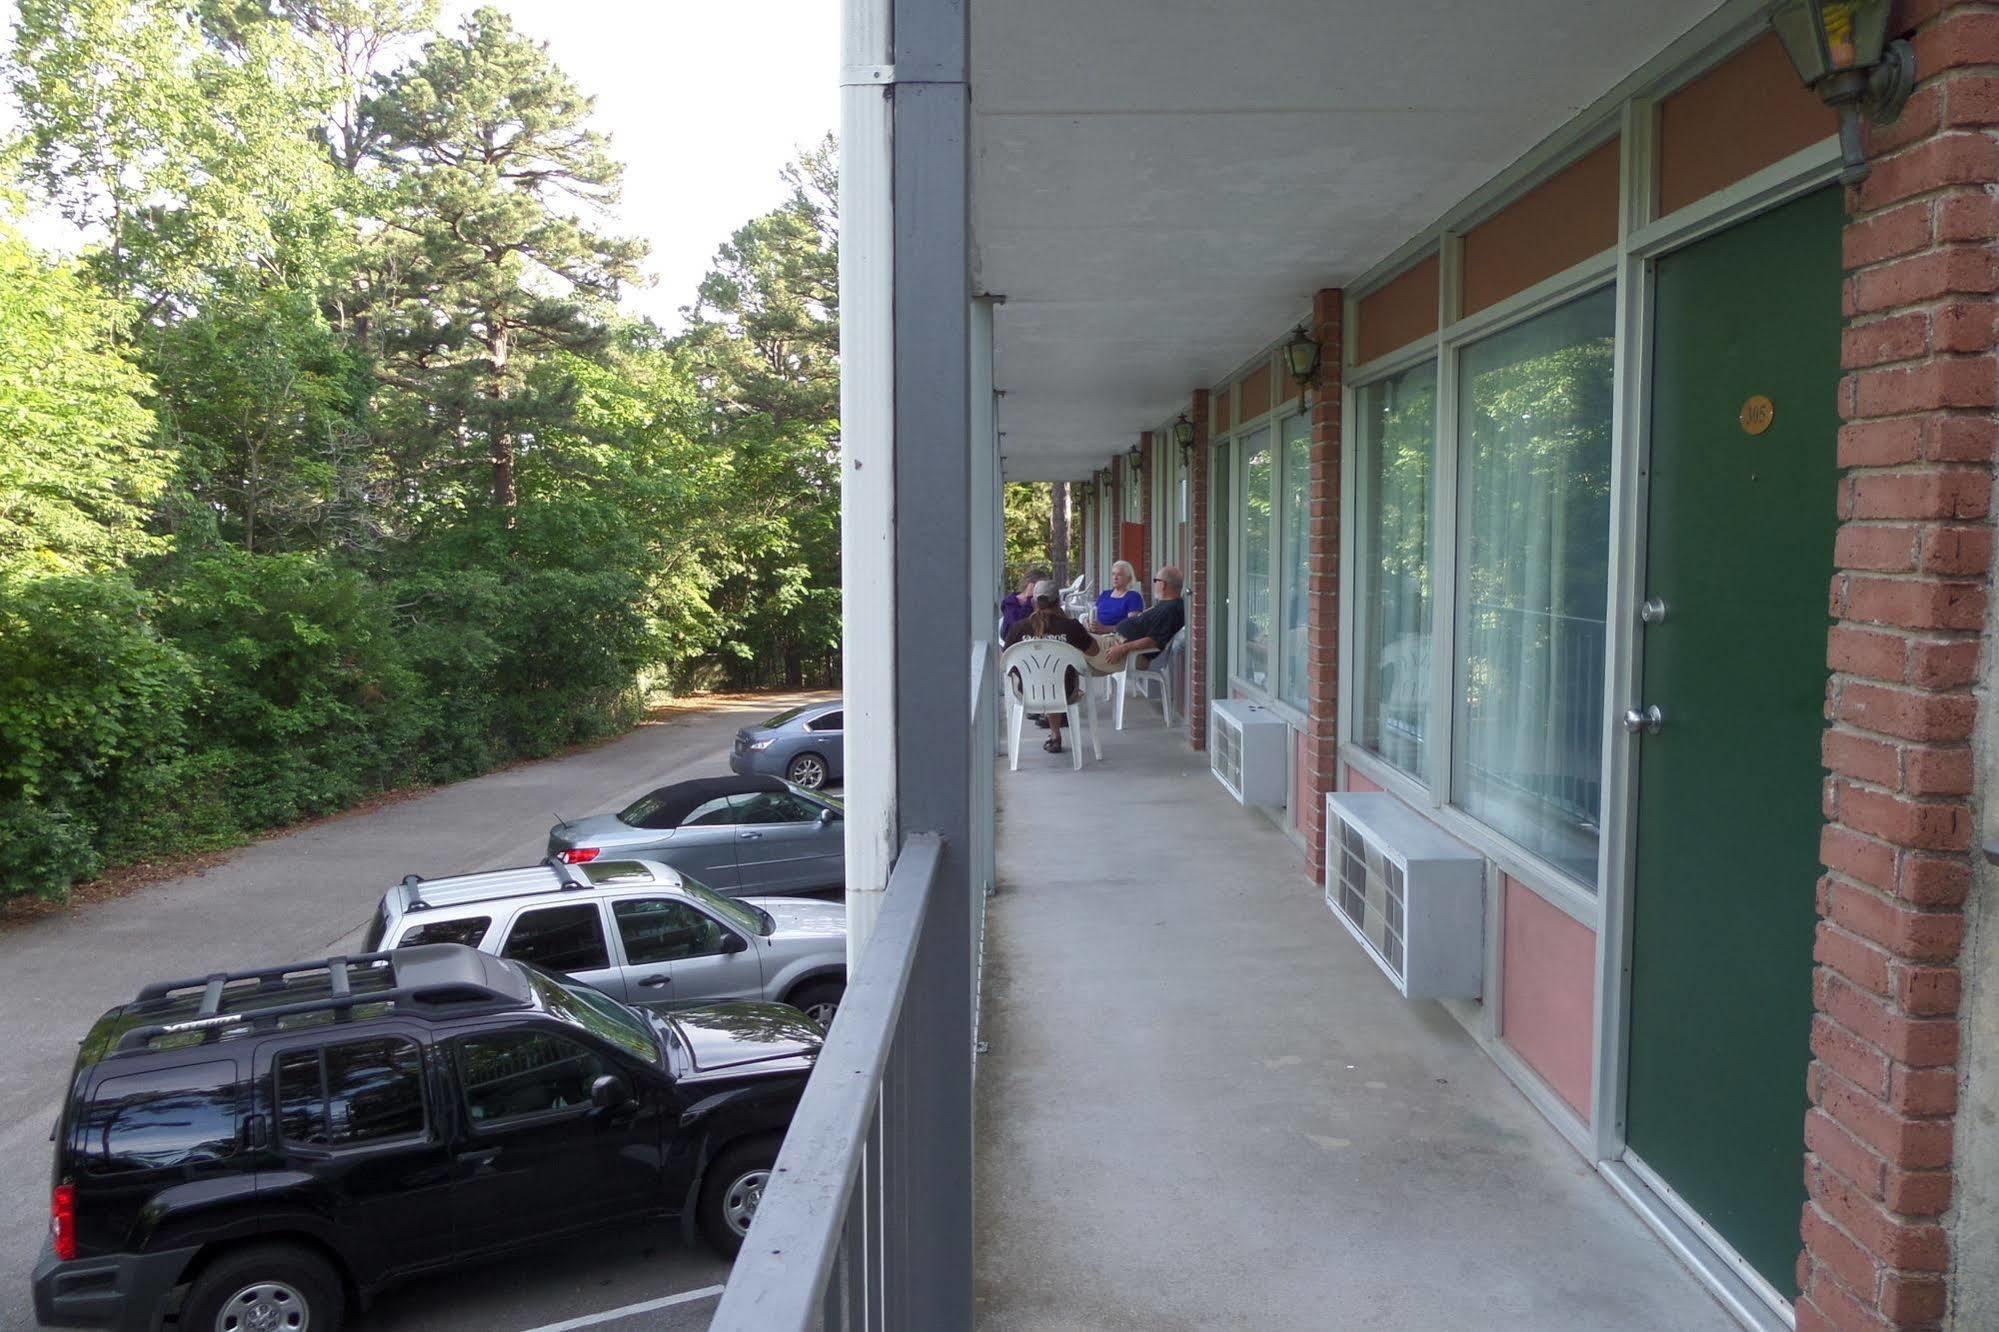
[
  {"x1": 1003, "y1": 581, "x2": 1100, "y2": 753},
  {"x1": 1087, "y1": 560, "x2": 1145, "y2": 632}
]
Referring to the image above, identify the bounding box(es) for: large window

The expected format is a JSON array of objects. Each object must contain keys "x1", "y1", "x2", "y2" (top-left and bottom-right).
[
  {"x1": 1451, "y1": 289, "x2": 1615, "y2": 884},
  {"x1": 1239, "y1": 427, "x2": 1273, "y2": 690},
  {"x1": 1228, "y1": 414, "x2": 1314, "y2": 710},
  {"x1": 1353, "y1": 361, "x2": 1438, "y2": 778},
  {"x1": 1279, "y1": 414, "x2": 1312, "y2": 711}
]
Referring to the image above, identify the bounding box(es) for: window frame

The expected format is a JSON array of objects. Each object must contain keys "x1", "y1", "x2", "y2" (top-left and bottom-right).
[
  {"x1": 612, "y1": 896, "x2": 733, "y2": 966},
  {"x1": 1219, "y1": 397, "x2": 1314, "y2": 726},
  {"x1": 1340, "y1": 251, "x2": 1621, "y2": 923},
  {"x1": 271, "y1": 1033, "x2": 431, "y2": 1154},
  {"x1": 499, "y1": 901, "x2": 614, "y2": 974},
  {"x1": 452, "y1": 1026, "x2": 618, "y2": 1133}
]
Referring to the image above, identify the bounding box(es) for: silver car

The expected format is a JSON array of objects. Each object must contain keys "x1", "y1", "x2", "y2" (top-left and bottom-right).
[
  {"x1": 364, "y1": 856, "x2": 848, "y2": 1023},
  {"x1": 548, "y1": 774, "x2": 844, "y2": 897}
]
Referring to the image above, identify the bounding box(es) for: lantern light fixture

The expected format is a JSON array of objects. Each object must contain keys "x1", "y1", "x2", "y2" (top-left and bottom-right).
[
  {"x1": 1283, "y1": 326, "x2": 1322, "y2": 387},
  {"x1": 1771, "y1": 0, "x2": 1914, "y2": 185},
  {"x1": 1171, "y1": 413, "x2": 1197, "y2": 459},
  {"x1": 1126, "y1": 442, "x2": 1143, "y2": 468}
]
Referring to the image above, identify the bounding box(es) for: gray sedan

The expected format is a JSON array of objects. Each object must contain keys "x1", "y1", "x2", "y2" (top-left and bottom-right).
[
  {"x1": 549, "y1": 774, "x2": 844, "y2": 897},
  {"x1": 730, "y1": 699, "x2": 844, "y2": 789}
]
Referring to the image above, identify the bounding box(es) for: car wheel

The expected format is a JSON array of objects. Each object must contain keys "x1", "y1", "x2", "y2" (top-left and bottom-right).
[
  {"x1": 786, "y1": 752, "x2": 828, "y2": 789},
  {"x1": 182, "y1": 1243, "x2": 344, "y2": 1332},
  {"x1": 788, "y1": 978, "x2": 844, "y2": 1028},
  {"x1": 699, "y1": 1138, "x2": 779, "y2": 1259}
]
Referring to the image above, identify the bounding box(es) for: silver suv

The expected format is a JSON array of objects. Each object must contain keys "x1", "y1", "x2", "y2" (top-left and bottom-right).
[{"x1": 364, "y1": 857, "x2": 847, "y2": 1024}]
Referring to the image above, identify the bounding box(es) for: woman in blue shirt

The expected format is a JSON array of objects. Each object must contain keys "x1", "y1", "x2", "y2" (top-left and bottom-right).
[{"x1": 1088, "y1": 560, "x2": 1145, "y2": 631}]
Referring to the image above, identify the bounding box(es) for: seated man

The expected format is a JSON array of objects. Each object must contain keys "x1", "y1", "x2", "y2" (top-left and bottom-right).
[
  {"x1": 1101, "y1": 565, "x2": 1187, "y2": 670},
  {"x1": 1002, "y1": 580, "x2": 1099, "y2": 754}
]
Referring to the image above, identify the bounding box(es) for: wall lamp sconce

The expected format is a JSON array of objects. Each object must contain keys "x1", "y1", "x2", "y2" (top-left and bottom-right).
[
  {"x1": 1171, "y1": 413, "x2": 1196, "y2": 461},
  {"x1": 1126, "y1": 442, "x2": 1144, "y2": 468},
  {"x1": 1283, "y1": 326, "x2": 1322, "y2": 387},
  {"x1": 1772, "y1": 0, "x2": 1915, "y2": 185}
]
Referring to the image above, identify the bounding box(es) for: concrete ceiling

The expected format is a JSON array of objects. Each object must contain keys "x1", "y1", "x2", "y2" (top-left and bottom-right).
[{"x1": 972, "y1": 0, "x2": 1727, "y2": 480}]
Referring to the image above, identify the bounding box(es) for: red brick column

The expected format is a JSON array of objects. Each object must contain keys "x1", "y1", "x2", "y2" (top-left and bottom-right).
[
  {"x1": 1801, "y1": 6, "x2": 1997, "y2": 1326},
  {"x1": 1302, "y1": 289, "x2": 1344, "y2": 883},
  {"x1": 1109, "y1": 458, "x2": 1123, "y2": 552},
  {"x1": 1188, "y1": 390, "x2": 1211, "y2": 750}
]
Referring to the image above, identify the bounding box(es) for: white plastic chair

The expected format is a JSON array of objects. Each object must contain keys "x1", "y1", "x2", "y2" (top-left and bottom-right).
[
  {"x1": 1000, "y1": 637, "x2": 1102, "y2": 771},
  {"x1": 1110, "y1": 630, "x2": 1186, "y2": 730}
]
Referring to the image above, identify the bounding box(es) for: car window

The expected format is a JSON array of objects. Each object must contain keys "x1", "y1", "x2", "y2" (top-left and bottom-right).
[
  {"x1": 523, "y1": 969, "x2": 658, "y2": 1063},
  {"x1": 399, "y1": 916, "x2": 490, "y2": 948},
  {"x1": 616, "y1": 791, "x2": 678, "y2": 829},
  {"x1": 679, "y1": 879, "x2": 770, "y2": 936},
  {"x1": 81, "y1": 1062, "x2": 244, "y2": 1175},
  {"x1": 759, "y1": 704, "x2": 811, "y2": 728},
  {"x1": 614, "y1": 898, "x2": 729, "y2": 964},
  {"x1": 681, "y1": 796, "x2": 737, "y2": 828},
  {"x1": 731, "y1": 791, "x2": 824, "y2": 825},
  {"x1": 806, "y1": 710, "x2": 843, "y2": 732},
  {"x1": 502, "y1": 904, "x2": 610, "y2": 972},
  {"x1": 456, "y1": 1031, "x2": 613, "y2": 1126},
  {"x1": 276, "y1": 1038, "x2": 426, "y2": 1147}
]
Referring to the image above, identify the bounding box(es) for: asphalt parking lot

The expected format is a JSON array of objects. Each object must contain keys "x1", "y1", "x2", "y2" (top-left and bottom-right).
[{"x1": 0, "y1": 691, "x2": 834, "y2": 1332}]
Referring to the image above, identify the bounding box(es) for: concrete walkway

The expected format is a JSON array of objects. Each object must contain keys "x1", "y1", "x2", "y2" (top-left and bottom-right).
[{"x1": 974, "y1": 711, "x2": 1735, "y2": 1331}]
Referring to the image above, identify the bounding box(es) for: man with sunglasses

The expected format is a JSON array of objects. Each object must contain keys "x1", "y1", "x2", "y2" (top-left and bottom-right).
[{"x1": 1100, "y1": 565, "x2": 1186, "y2": 668}]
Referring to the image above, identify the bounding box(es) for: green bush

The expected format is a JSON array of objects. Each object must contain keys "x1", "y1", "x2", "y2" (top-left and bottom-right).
[{"x1": 0, "y1": 575, "x2": 196, "y2": 897}]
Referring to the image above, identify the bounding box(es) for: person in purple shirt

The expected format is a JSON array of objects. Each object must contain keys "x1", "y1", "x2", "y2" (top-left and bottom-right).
[
  {"x1": 1087, "y1": 560, "x2": 1144, "y2": 631},
  {"x1": 1001, "y1": 566, "x2": 1051, "y2": 635}
]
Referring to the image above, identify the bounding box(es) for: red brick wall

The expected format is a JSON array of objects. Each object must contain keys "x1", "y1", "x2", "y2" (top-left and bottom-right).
[
  {"x1": 1801, "y1": 4, "x2": 1997, "y2": 1327},
  {"x1": 1302, "y1": 289, "x2": 1344, "y2": 883},
  {"x1": 1189, "y1": 389, "x2": 1211, "y2": 750}
]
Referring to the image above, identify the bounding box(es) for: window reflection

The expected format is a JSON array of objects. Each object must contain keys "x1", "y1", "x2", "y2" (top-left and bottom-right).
[
  {"x1": 82, "y1": 1062, "x2": 244, "y2": 1174},
  {"x1": 1354, "y1": 361, "x2": 1438, "y2": 779},
  {"x1": 1241, "y1": 428, "x2": 1273, "y2": 689},
  {"x1": 1452, "y1": 289, "x2": 1615, "y2": 884}
]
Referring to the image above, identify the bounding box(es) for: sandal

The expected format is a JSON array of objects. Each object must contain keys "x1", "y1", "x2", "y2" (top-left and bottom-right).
[{"x1": 1043, "y1": 737, "x2": 1064, "y2": 754}]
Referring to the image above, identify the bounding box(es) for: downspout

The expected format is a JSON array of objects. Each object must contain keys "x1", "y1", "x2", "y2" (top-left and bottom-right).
[{"x1": 841, "y1": 0, "x2": 896, "y2": 968}]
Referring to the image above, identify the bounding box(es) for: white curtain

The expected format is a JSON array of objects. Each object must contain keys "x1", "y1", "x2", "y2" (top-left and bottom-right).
[{"x1": 1452, "y1": 289, "x2": 1616, "y2": 884}]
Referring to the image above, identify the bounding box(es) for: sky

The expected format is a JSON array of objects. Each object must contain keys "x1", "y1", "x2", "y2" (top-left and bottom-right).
[
  {"x1": 447, "y1": 0, "x2": 839, "y2": 329},
  {"x1": 2, "y1": 0, "x2": 840, "y2": 332}
]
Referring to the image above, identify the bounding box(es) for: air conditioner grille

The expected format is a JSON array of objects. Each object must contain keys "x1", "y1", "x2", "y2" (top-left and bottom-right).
[{"x1": 1333, "y1": 816, "x2": 1406, "y2": 979}]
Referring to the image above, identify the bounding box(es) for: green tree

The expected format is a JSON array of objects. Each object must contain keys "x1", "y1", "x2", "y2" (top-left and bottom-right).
[
  {"x1": 9, "y1": 0, "x2": 339, "y2": 306},
  {"x1": 1004, "y1": 482, "x2": 1052, "y2": 583},
  {"x1": 367, "y1": 5, "x2": 645, "y2": 511},
  {"x1": 0, "y1": 218, "x2": 166, "y2": 576},
  {"x1": 677, "y1": 136, "x2": 841, "y2": 686}
]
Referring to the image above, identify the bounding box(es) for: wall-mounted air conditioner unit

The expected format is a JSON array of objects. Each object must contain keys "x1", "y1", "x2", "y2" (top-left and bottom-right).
[
  {"x1": 1209, "y1": 698, "x2": 1288, "y2": 807},
  {"x1": 1324, "y1": 792, "x2": 1484, "y2": 1000}
]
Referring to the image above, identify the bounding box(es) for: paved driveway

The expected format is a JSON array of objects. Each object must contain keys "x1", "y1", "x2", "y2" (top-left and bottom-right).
[{"x1": 0, "y1": 691, "x2": 833, "y2": 1332}]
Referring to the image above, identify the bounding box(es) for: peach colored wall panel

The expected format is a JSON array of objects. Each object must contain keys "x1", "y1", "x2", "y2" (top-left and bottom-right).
[
  {"x1": 1343, "y1": 765, "x2": 1384, "y2": 794},
  {"x1": 1238, "y1": 364, "x2": 1271, "y2": 421},
  {"x1": 1356, "y1": 254, "x2": 1439, "y2": 365},
  {"x1": 1212, "y1": 389, "x2": 1231, "y2": 434},
  {"x1": 1500, "y1": 875, "x2": 1597, "y2": 1119},
  {"x1": 1460, "y1": 140, "x2": 1620, "y2": 316},
  {"x1": 1657, "y1": 34, "x2": 1835, "y2": 217}
]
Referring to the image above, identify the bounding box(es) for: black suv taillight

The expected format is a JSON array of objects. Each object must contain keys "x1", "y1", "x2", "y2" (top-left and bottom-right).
[{"x1": 51, "y1": 1181, "x2": 75, "y2": 1260}]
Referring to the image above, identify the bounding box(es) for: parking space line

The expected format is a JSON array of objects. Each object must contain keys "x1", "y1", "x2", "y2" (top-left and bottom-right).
[{"x1": 515, "y1": 1284, "x2": 727, "y2": 1332}]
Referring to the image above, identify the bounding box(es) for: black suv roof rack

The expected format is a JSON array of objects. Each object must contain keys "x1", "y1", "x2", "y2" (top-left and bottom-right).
[
  {"x1": 112, "y1": 948, "x2": 521, "y2": 1056},
  {"x1": 546, "y1": 854, "x2": 593, "y2": 890}
]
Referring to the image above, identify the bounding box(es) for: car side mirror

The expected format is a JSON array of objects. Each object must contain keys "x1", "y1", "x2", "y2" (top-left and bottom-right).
[
  {"x1": 719, "y1": 932, "x2": 748, "y2": 955},
  {"x1": 589, "y1": 1074, "x2": 631, "y2": 1112},
  {"x1": 817, "y1": 807, "x2": 837, "y2": 826}
]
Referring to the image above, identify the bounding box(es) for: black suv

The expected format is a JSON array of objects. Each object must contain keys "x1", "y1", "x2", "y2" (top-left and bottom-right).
[{"x1": 34, "y1": 944, "x2": 821, "y2": 1332}]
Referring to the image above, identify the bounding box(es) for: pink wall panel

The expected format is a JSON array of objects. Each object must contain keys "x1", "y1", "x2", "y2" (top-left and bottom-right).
[
  {"x1": 1343, "y1": 765, "x2": 1384, "y2": 794},
  {"x1": 1499, "y1": 875, "x2": 1596, "y2": 1120},
  {"x1": 1292, "y1": 727, "x2": 1309, "y2": 821}
]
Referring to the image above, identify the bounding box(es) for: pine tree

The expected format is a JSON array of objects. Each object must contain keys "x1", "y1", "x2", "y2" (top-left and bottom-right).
[{"x1": 367, "y1": 5, "x2": 644, "y2": 512}]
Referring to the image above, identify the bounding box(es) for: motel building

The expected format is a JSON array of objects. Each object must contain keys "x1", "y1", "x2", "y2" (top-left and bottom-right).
[{"x1": 713, "y1": 2, "x2": 1999, "y2": 1330}]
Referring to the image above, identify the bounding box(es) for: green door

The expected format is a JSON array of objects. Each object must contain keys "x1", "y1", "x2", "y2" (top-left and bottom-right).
[{"x1": 1623, "y1": 186, "x2": 1843, "y2": 1296}]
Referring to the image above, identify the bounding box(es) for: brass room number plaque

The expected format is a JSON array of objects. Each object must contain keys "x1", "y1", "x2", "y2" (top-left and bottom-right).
[{"x1": 1740, "y1": 394, "x2": 1775, "y2": 436}]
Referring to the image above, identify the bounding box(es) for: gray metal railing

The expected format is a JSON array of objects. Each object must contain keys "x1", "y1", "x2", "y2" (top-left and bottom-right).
[{"x1": 709, "y1": 831, "x2": 969, "y2": 1330}]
